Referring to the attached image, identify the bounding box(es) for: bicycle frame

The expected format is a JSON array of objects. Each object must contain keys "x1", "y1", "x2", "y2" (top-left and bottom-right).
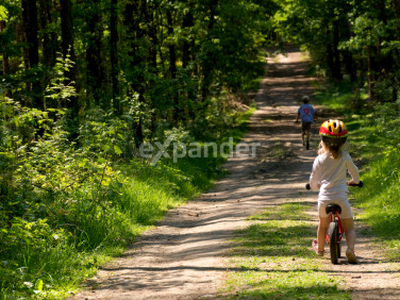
[
  {"x1": 306, "y1": 180, "x2": 363, "y2": 263},
  {"x1": 326, "y1": 211, "x2": 344, "y2": 245}
]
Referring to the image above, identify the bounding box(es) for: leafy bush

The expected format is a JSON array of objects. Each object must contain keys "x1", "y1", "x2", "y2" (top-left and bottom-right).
[
  {"x1": 0, "y1": 92, "x2": 253, "y2": 298},
  {"x1": 0, "y1": 42, "x2": 258, "y2": 297}
]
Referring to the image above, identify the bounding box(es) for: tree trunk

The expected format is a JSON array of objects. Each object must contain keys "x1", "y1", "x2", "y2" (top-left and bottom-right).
[
  {"x1": 21, "y1": 0, "x2": 42, "y2": 108},
  {"x1": 367, "y1": 47, "x2": 376, "y2": 99},
  {"x1": 85, "y1": 2, "x2": 104, "y2": 108},
  {"x1": 21, "y1": 0, "x2": 39, "y2": 68},
  {"x1": 17, "y1": 14, "x2": 30, "y2": 74},
  {"x1": 0, "y1": 21, "x2": 9, "y2": 76},
  {"x1": 326, "y1": 27, "x2": 335, "y2": 79},
  {"x1": 343, "y1": 20, "x2": 356, "y2": 81},
  {"x1": 182, "y1": 4, "x2": 194, "y2": 69},
  {"x1": 123, "y1": 1, "x2": 137, "y2": 64},
  {"x1": 333, "y1": 20, "x2": 342, "y2": 80},
  {"x1": 0, "y1": 20, "x2": 11, "y2": 98},
  {"x1": 201, "y1": 2, "x2": 217, "y2": 102},
  {"x1": 39, "y1": 0, "x2": 56, "y2": 66},
  {"x1": 110, "y1": 0, "x2": 120, "y2": 114},
  {"x1": 167, "y1": 9, "x2": 180, "y2": 121},
  {"x1": 143, "y1": 0, "x2": 157, "y2": 70},
  {"x1": 60, "y1": 0, "x2": 75, "y2": 66},
  {"x1": 124, "y1": 0, "x2": 144, "y2": 147},
  {"x1": 60, "y1": 0, "x2": 74, "y2": 59},
  {"x1": 394, "y1": 0, "x2": 400, "y2": 36},
  {"x1": 392, "y1": 1, "x2": 400, "y2": 101},
  {"x1": 60, "y1": 0, "x2": 78, "y2": 112},
  {"x1": 378, "y1": 0, "x2": 388, "y2": 23},
  {"x1": 376, "y1": 0, "x2": 393, "y2": 78},
  {"x1": 167, "y1": 10, "x2": 176, "y2": 79}
]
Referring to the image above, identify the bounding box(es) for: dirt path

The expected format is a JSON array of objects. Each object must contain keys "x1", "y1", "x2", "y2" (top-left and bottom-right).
[{"x1": 74, "y1": 49, "x2": 399, "y2": 300}]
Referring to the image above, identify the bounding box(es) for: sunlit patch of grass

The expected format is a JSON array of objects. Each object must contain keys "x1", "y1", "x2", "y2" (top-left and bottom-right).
[
  {"x1": 351, "y1": 148, "x2": 400, "y2": 262},
  {"x1": 232, "y1": 220, "x2": 315, "y2": 258},
  {"x1": 221, "y1": 202, "x2": 350, "y2": 299},
  {"x1": 249, "y1": 202, "x2": 313, "y2": 221},
  {"x1": 312, "y1": 79, "x2": 368, "y2": 116},
  {"x1": 344, "y1": 117, "x2": 380, "y2": 162},
  {"x1": 264, "y1": 118, "x2": 274, "y2": 123},
  {"x1": 224, "y1": 268, "x2": 349, "y2": 299}
]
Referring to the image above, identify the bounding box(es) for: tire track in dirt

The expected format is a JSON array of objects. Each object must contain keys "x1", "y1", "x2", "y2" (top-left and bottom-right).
[{"x1": 74, "y1": 49, "x2": 399, "y2": 299}]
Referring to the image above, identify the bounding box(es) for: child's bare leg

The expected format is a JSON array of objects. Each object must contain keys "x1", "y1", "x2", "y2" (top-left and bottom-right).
[
  {"x1": 341, "y1": 218, "x2": 356, "y2": 250},
  {"x1": 317, "y1": 216, "x2": 330, "y2": 252},
  {"x1": 305, "y1": 129, "x2": 310, "y2": 142}
]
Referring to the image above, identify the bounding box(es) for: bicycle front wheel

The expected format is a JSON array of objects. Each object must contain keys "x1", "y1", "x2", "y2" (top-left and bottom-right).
[{"x1": 329, "y1": 220, "x2": 339, "y2": 264}]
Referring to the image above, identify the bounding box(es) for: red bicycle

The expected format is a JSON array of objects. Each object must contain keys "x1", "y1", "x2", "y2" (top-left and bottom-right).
[
  {"x1": 307, "y1": 181, "x2": 363, "y2": 264},
  {"x1": 325, "y1": 203, "x2": 343, "y2": 264}
]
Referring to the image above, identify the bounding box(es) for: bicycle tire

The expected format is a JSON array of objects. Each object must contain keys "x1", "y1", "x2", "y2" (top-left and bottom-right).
[
  {"x1": 336, "y1": 218, "x2": 341, "y2": 258},
  {"x1": 329, "y1": 220, "x2": 339, "y2": 264}
]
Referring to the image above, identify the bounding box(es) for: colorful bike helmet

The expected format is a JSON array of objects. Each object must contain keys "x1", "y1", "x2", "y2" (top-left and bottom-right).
[{"x1": 319, "y1": 119, "x2": 348, "y2": 146}]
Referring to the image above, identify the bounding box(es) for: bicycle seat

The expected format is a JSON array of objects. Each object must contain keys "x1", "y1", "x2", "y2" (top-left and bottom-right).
[{"x1": 325, "y1": 204, "x2": 341, "y2": 214}]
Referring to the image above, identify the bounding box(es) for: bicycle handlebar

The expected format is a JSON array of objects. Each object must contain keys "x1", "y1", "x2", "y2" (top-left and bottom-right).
[
  {"x1": 348, "y1": 180, "x2": 364, "y2": 188},
  {"x1": 305, "y1": 180, "x2": 363, "y2": 190}
]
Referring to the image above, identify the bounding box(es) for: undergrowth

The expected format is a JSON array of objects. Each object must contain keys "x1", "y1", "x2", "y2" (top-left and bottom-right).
[{"x1": 0, "y1": 87, "x2": 255, "y2": 298}]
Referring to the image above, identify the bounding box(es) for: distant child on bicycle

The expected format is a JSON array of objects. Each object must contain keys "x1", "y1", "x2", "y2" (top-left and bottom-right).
[
  {"x1": 308, "y1": 119, "x2": 360, "y2": 264},
  {"x1": 296, "y1": 95, "x2": 315, "y2": 150}
]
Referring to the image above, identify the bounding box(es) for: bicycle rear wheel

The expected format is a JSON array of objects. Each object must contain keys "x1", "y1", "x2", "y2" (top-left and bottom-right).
[{"x1": 328, "y1": 220, "x2": 339, "y2": 264}]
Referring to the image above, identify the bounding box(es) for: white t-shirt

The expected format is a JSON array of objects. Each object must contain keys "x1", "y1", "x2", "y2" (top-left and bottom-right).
[{"x1": 309, "y1": 151, "x2": 360, "y2": 201}]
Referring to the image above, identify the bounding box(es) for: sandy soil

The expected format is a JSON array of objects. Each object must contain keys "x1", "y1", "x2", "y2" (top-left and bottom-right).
[{"x1": 73, "y1": 49, "x2": 400, "y2": 300}]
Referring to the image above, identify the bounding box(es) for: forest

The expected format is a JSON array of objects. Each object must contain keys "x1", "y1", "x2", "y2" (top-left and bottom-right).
[{"x1": 1, "y1": 0, "x2": 400, "y2": 298}]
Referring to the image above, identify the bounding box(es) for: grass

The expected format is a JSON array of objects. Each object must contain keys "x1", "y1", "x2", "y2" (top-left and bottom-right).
[
  {"x1": 221, "y1": 202, "x2": 350, "y2": 299},
  {"x1": 313, "y1": 79, "x2": 369, "y2": 115},
  {"x1": 351, "y1": 148, "x2": 400, "y2": 262}
]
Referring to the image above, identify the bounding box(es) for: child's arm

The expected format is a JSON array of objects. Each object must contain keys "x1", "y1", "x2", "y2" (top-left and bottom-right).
[
  {"x1": 346, "y1": 153, "x2": 360, "y2": 184},
  {"x1": 309, "y1": 158, "x2": 321, "y2": 190},
  {"x1": 311, "y1": 105, "x2": 317, "y2": 122}
]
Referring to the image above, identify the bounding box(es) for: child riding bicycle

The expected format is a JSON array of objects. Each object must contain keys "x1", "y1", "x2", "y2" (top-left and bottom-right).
[
  {"x1": 308, "y1": 119, "x2": 360, "y2": 264},
  {"x1": 296, "y1": 95, "x2": 316, "y2": 150}
]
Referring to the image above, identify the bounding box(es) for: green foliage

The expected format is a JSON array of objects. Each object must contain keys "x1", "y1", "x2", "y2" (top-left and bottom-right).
[
  {"x1": 272, "y1": 0, "x2": 400, "y2": 101},
  {"x1": 0, "y1": 68, "x2": 254, "y2": 297},
  {"x1": 207, "y1": 0, "x2": 266, "y2": 92},
  {"x1": 0, "y1": 0, "x2": 269, "y2": 297},
  {"x1": 0, "y1": 5, "x2": 8, "y2": 21},
  {"x1": 345, "y1": 16, "x2": 385, "y2": 52},
  {"x1": 44, "y1": 53, "x2": 77, "y2": 109},
  {"x1": 313, "y1": 79, "x2": 369, "y2": 114}
]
